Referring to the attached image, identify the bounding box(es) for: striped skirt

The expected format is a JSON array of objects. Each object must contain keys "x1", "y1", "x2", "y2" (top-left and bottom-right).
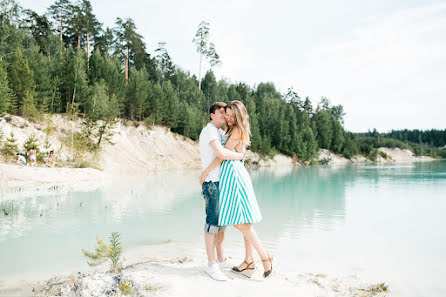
[{"x1": 218, "y1": 160, "x2": 262, "y2": 226}]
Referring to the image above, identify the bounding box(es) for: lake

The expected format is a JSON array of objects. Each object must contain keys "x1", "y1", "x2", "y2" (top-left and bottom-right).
[{"x1": 1, "y1": 161, "x2": 445, "y2": 296}]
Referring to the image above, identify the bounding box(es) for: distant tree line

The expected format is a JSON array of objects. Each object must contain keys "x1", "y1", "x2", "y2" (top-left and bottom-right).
[
  {"x1": 0, "y1": 0, "x2": 444, "y2": 160},
  {"x1": 353, "y1": 129, "x2": 446, "y2": 158}
]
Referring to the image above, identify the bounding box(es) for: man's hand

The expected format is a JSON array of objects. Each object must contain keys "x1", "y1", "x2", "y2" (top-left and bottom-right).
[
  {"x1": 235, "y1": 143, "x2": 246, "y2": 154},
  {"x1": 199, "y1": 170, "x2": 208, "y2": 186}
]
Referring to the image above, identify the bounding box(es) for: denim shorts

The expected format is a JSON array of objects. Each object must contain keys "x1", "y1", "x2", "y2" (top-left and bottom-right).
[{"x1": 202, "y1": 181, "x2": 226, "y2": 234}]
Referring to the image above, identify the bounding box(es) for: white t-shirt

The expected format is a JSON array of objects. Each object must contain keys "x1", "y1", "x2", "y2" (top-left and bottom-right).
[{"x1": 199, "y1": 123, "x2": 223, "y2": 182}]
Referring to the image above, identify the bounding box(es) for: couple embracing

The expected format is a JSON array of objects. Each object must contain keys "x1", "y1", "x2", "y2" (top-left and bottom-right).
[{"x1": 198, "y1": 100, "x2": 273, "y2": 281}]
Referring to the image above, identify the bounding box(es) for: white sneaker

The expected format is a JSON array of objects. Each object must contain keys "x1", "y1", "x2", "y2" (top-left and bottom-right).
[
  {"x1": 204, "y1": 263, "x2": 229, "y2": 281},
  {"x1": 217, "y1": 259, "x2": 233, "y2": 270}
]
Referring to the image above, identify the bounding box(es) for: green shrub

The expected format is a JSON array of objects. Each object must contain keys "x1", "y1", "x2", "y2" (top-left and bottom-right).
[
  {"x1": 119, "y1": 280, "x2": 133, "y2": 296},
  {"x1": 367, "y1": 282, "x2": 388, "y2": 294},
  {"x1": 369, "y1": 149, "x2": 378, "y2": 161},
  {"x1": 144, "y1": 283, "x2": 163, "y2": 293},
  {"x1": 43, "y1": 116, "x2": 57, "y2": 136},
  {"x1": 75, "y1": 161, "x2": 90, "y2": 168},
  {"x1": 378, "y1": 151, "x2": 388, "y2": 159},
  {"x1": 143, "y1": 116, "x2": 155, "y2": 129},
  {"x1": 2, "y1": 132, "x2": 18, "y2": 156},
  {"x1": 82, "y1": 232, "x2": 124, "y2": 273},
  {"x1": 0, "y1": 128, "x2": 4, "y2": 146},
  {"x1": 318, "y1": 158, "x2": 330, "y2": 165},
  {"x1": 438, "y1": 149, "x2": 446, "y2": 158},
  {"x1": 23, "y1": 133, "x2": 40, "y2": 153}
]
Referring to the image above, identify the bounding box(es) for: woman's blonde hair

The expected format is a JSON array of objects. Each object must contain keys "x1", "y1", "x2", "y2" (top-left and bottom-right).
[{"x1": 225, "y1": 100, "x2": 251, "y2": 146}]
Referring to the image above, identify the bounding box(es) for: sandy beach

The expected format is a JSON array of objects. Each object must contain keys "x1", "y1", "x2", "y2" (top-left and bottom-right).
[
  {"x1": 0, "y1": 242, "x2": 389, "y2": 297},
  {"x1": 0, "y1": 164, "x2": 110, "y2": 200}
]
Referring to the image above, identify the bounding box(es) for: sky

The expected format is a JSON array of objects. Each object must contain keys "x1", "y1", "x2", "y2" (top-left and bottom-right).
[{"x1": 17, "y1": 0, "x2": 446, "y2": 132}]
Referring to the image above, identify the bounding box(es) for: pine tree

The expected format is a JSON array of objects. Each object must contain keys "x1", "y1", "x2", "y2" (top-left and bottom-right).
[
  {"x1": 23, "y1": 132, "x2": 40, "y2": 155},
  {"x1": 84, "y1": 82, "x2": 119, "y2": 148},
  {"x1": 73, "y1": 50, "x2": 90, "y2": 113},
  {"x1": 155, "y1": 42, "x2": 175, "y2": 81},
  {"x1": 342, "y1": 132, "x2": 359, "y2": 159},
  {"x1": 148, "y1": 82, "x2": 163, "y2": 124},
  {"x1": 79, "y1": 0, "x2": 101, "y2": 71},
  {"x1": 26, "y1": 47, "x2": 52, "y2": 113},
  {"x1": 7, "y1": 48, "x2": 36, "y2": 116},
  {"x1": 3, "y1": 132, "x2": 18, "y2": 156},
  {"x1": 161, "y1": 80, "x2": 179, "y2": 128},
  {"x1": 89, "y1": 49, "x2": 125, "y2": 105},
  {"x1": 0, "y1": 61, "x2": 12, "y2": 115},
  {"x1": 331, "y1": 119, "x2": 345, "y2": 153},
  {"x1": 21, "y1": 90, "x2": 37, "y2": 119},
  {"x1": 47, "y1": 0, "x2": 72, "y2": 53},
  {"x1": 314, "y1": 110, "x2": 332, "y2": 149},
  {"x1": 215, "y1": 80, "x2": 229, "y2": 102},
  {"x1": 127, "y1": 67, "x2": 149, "y2": 120},
  {"x1": 176, "y1": 101, "x2": 192, "y2": 137},
  {"x1": 201, "y1": 70, "x2": 217, "y2": 109},
  {"x1": 82, "y1": 232, "x2": 123, "y2": 273},
  {"x1": 192, "y1": 21, "x2": 221, "y2": 90},
  {"x1": 297, "y1": 127, "x2": 317, "y2": 162},
  {"x1": 95, "y1": 27, "x2": 114, "y2": 55},
  {"x1": 22, "y1": 9, "x2": 52, "y2": 55},
  {"x1": 113, "y1": 17, "x2": 146, "y2": 82}
]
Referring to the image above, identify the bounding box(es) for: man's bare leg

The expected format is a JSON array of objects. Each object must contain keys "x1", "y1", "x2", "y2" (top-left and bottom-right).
[
  {"x1": 204, "y1": 232, "x2": 217, "y2": 266},
  {"x1": 215, "y1": 231, "x2": 225, "y2": 262}
]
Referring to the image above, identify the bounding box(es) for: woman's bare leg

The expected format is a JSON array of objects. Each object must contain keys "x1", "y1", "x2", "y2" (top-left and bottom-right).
[
  {"x1": 236, "y1": 235, "x2": 255, "y2": 270},
  {"x1": 234, "y1": 223, "x2": 271, "y2": 271}
]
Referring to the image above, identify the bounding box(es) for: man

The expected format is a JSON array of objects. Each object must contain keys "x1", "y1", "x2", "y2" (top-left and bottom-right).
[{"x1": 199, "y1": 102, "x2": 245, "y2": 281}]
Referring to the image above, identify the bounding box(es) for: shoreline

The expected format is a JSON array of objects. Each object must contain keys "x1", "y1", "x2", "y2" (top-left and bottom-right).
[
  {"x1": 0, "y1": 242, "x2": 390, "y2": 297},
  {"x1": 0, "y1": 157, "x2": 442, "y2": 199}
]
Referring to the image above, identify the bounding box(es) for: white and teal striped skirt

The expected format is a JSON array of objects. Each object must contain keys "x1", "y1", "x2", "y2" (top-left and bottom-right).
[{"x1": 218, "y1": 160, "x2": 262, "y2": 226}]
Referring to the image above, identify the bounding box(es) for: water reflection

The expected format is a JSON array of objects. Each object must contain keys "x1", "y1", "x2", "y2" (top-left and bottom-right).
[{"x1": 251, "y1": 165, "x2": 347, "y2": 243}]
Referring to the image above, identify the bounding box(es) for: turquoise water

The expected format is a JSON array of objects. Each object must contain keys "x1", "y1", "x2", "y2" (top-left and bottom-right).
[{"x1": 1, "y1": 161, "x2": 445, "y2": 296}]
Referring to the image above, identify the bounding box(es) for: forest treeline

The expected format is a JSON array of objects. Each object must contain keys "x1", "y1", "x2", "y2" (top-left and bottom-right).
[{"x1": 0, "y1": 0, "x2": 445, "y2": 160}]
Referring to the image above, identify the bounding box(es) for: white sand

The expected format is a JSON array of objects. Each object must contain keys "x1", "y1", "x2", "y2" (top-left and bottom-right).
[
  {"x1": 20, "y1": 246, "x2": 389, "y2": 297},
  {"x1": 0, "y1": 164, "x2": 109, "y2": 200},
  {"x1": 376, "y1": 147, "x2": 434, "y2": 163},
  {"x1": 317, "y1": 148, "x2": 435, "y2": 165}
]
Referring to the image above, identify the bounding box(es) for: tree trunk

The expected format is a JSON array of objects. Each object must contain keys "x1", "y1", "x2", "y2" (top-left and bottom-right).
[
  {"x1": 59, "y1": 12, "x2": 63, "y2": 55},
  {"x1": 86, "y1": 31, "x2": 90, "y2": 73},
  {"x1": 51, "y1": 88, "x2": 55, "y2": 113},
  {"x1": 198, "y1": 45, "x2": 203, "y2": 90},
  {"x1": 97, "y1": 130, "x2": 103, "y2": 147},
  {"x1": 97, "y1": 124, "x2": 105, "y2": 147},
  {"x1": 77, "y1": 29, "x2": 80, "y2": 49},
  {"x1": 125, "y1": 45, "x2": 129, "y2": 82}
]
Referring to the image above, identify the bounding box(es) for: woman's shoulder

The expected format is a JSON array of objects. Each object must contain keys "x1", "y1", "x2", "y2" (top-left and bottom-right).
[{"x1": 230, "y1": 128, "x2": 242, "y2": 142}]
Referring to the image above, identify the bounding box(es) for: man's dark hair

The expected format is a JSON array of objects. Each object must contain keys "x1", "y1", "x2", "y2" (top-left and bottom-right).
[{"x1": 209, "y1": 102, "x2": 226, "y2": 121}]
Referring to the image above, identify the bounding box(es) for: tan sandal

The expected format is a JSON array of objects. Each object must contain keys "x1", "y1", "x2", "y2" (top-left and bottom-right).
[
  {"x1": 232, "y1": 260, "x2": 256, "y2": 278},
  {"x1": 261, "y1": 254, "x2": 273, "y2": 279}
]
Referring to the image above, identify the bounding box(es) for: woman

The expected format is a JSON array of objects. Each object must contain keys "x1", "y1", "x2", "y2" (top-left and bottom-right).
[
  {"x1": 16, "y1": 152, "x2": 26, "y2": 166},
  {"x1": 199, "y1": 100, "x2": 273, "y2": 278},
  {"x1": 28, "y1": 148, "x2": 36, "y2": 166},
  {"x1": 47, "y1": 150, "x2": 55, "y2": 167}
]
